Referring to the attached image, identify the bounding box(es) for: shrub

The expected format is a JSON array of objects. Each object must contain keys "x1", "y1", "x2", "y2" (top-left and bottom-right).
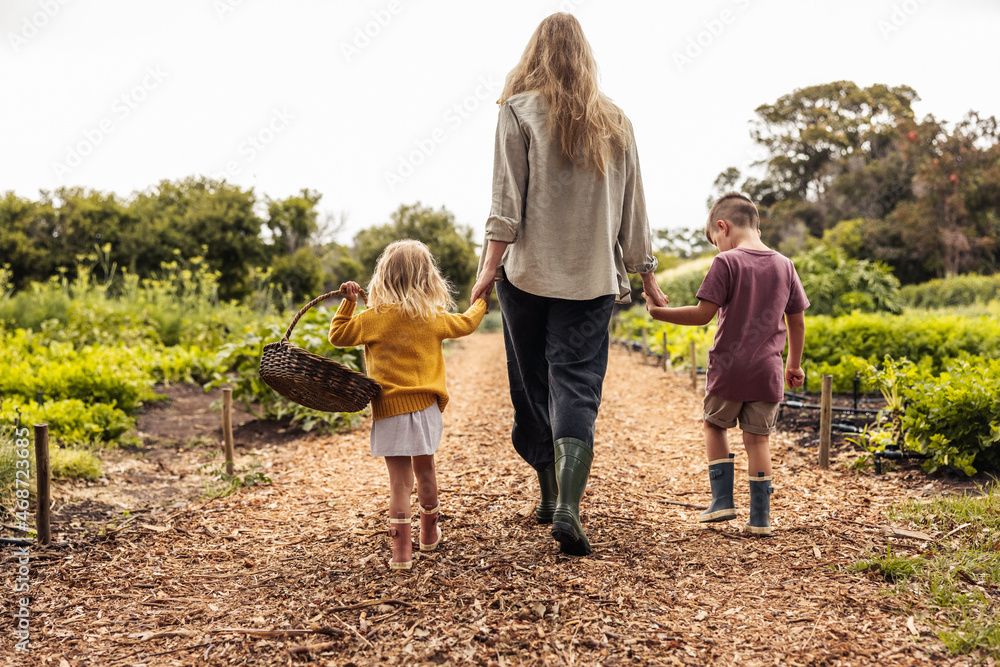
[
  {"x1": 793, "y1": 245, "x2": 902, "y2": 316},
  {"x1": 0, "y1": 398, "x2": 134, "y2": 448},
  {"x1": 861, "y1": 356, "x2": 1000, "y2": 476},
  {"x1": 805, "y1": 312, "x2": 1000, "y2": 375},
  {"x1": 900, "y1": 274, "x2": 1000, "y2": 309}
]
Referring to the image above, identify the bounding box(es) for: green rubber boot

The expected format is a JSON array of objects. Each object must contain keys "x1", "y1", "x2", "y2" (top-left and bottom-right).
[
  {"x1": 747, "y1": 472, "x2": 773, "y2": 536},
  {"x1": 699, "y1": 453, "x2": 737, "y2": 523},
  {"x1": 551, "y1": 437, "x2": 594, "y2": 556},
  {"x1": 535, "y1": 462, "x2": 557, "y2": 524}
]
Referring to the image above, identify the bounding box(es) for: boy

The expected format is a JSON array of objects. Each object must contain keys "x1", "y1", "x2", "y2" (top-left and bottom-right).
[{"x1": 644, "y1": 192, "x2": 808, "y2": 535}]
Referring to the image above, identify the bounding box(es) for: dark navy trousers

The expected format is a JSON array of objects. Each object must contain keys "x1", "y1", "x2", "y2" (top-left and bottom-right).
[{"x1": 496, "y1": 278, "x2": 616, "y2": 472}]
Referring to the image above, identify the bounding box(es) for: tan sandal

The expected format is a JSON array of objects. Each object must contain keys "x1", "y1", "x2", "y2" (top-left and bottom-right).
[
  {"x1": 388, "y1": 514, "x2": 412, "y2": 570},
  {"x1": 419, "y1": 503, "x2": 442, "y2": 552}
]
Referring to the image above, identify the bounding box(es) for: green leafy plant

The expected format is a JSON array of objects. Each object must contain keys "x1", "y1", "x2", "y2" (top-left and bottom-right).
[
  {"x1": 856, "y1": 357, "x2": 1000, "y2": 476},
  {"x1": 793, "y1": 245, "x2": 903, "y2": 316},
  {"x1": 208, "y1": 307, "x2": 365, "y2": 433},
  {"x1": 199, "y1": 453, "x2": 272, "y2": 498}
]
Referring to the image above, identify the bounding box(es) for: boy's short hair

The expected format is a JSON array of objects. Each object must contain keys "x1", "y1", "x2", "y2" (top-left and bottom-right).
[{"x1": 706, "y1": 192, "x2": 759, "y2": 240}]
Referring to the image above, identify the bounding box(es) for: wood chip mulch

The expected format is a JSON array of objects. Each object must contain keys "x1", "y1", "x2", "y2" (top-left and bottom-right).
[{"x1": 0, "y1": 332, "x2": 980, "y2": 666}]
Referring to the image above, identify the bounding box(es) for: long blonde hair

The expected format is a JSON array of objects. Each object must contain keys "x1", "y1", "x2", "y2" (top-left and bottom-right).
[
  {"x1": 499, "y1": 12, "x2": 632, "y2": 176},
  {"x1": 367, "y1": 240, "x2": 453, "y2": 320}
]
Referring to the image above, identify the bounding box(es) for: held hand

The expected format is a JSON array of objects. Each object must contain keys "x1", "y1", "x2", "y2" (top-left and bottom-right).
[
  {"x1": 642, "y1": 293, "x2": 657, "y2": 316},
  {"x1": 339, "y1": 281, "x2": 362, "y2": 303},
  {"x1": 785, "y1": 365, "x2": 805, "y2": 389},
  {"x1": 640, "y1": 272, "x2": 669, "y2": 308},
  {"x1": 470, "y1": 270, "x2": 494, "y2": 312}
]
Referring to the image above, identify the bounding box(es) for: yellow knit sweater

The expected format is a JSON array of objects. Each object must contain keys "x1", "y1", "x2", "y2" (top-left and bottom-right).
[{"x1": 328, "y1": 299, "x2": 487, "y2": 419}]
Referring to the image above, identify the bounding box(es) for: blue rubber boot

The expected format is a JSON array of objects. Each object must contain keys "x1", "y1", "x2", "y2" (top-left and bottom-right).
[
  {"x1": 747, "y1": 472, "x2": 773, "y2": 536},
  {"x1": 550, "y1": 437, "x2": 593, "y2": 556},
  {"x1": 535, "y1": 462, "x2": 557, "y2": 524},
  {"x1": 698, "y1": 453, "x2": 737, "y2": 523}
]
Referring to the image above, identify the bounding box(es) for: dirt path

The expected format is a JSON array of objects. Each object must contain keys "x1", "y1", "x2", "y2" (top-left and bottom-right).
[{"x1": 1, "y1": 333, "x2": 968, "y2": 665}]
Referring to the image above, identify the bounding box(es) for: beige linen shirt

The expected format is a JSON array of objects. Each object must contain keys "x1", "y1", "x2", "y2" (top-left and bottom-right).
[{"x1": 484, "y1": 90, "x2": 656, "y2": 302}]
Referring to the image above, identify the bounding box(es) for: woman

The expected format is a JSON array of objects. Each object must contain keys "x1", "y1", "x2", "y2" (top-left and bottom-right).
[{"x1": 471, "y1": 13, "x2": 666, "y2": 557}]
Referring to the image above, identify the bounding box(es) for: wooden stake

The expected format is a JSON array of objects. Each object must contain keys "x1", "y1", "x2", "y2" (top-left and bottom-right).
[
  {"x1": 33, "y1": 423, "x2": 51, "y2": 545},
  {"x1": 641, "y1": 327, "x2": 648, "y2": 363},
  {"x1": 222, "y1": 387, "x2": 235, "y2": 477},
  {"x1": 819, "y1": 375, "x2": 833, "y2": 469},
  {"x1": 662, "y1": 331, "x2": 669, "y2": 371},
  {"x1": 690, "y1": 340, "x2": 698, "y2": 391}
]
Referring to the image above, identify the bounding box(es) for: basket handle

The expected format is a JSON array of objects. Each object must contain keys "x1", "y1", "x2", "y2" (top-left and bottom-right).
[{"x1": 282, "y1": 288, "x2": 367, "y2": 342}]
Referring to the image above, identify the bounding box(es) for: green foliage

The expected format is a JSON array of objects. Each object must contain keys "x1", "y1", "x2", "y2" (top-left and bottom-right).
[
  {"x1": 0, "y1": 423, "x2": 27, "y2": 515},
  {"x1": 199, "y1": 452, "x2": 271, "y2": 498},
  {"x1": 859, "y1": 357, "x2": 1000, "y2": 476},
  {"x1": 821, "y1": 218, "x2": 868, "y2": 259},
  {"x1": 856, "y1": 491, "x2": 1000, "y2": 657},
  {"x1": 713, "y1": 82, "x2": 1000, "y2": 284},
  {"x1": 751, "y1": 81, "x2": 918, "y2": 200},
  {"x1": 654, "y1": 227, "x2": 712, "y2": 261},
  {"x1": 901, "y1": 359, "x2": 1000, "y2": 475},
  {"x1": 317, "y1": 242, "x2": 364, "y2": 290},
  {"x1": 0, "y1": 331, "x2": 159, "y2": 414},
  {"x1": 51, "y1": 446, "x2": 102, "y2": 481},
  {"x1": 269, "y1": 247, "x2": 325, "y2": 305},
  {"x1": 644, "y1": 243, "x2": 903, "y2": 318},
  {"x1": 612, "y1": 308, "x2": 715, "y2": 370},
  {"x1": 210, "y1": 309, "x2": 364, "y2": 433},
  {"x1": 131, "y1": 177, "x2": 266, "y2": 300},
  {"x1": 793, "y1": 246, "x2": 902, "y2": 316},
  {"x1": 657, "y1": 269, "x2": 708, "y2": 308},
  {"x1": 851, "y1": 543, "x2": 922, "y2": 582},
  {"x1": 0, "y1": 179, "x2": 340, "y2": 303},
  {"x1": 35, "y1": 400, "x2": 135, "y2": 448},
  {"x1": 901, "y1": 274, "x2": 1000, "y2": 309},
  {"x1": 264, "y1": 189, "x2": 321, "y2": 257},
  {"x1": 354, "y1": 202, "x2": 478, "y2": 301},
  {"x1": 804, "y1": 312, "x2": 1000, "y2": 377}
]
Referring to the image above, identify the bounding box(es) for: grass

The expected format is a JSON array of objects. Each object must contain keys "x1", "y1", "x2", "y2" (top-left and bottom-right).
[
  {"x1": 851, "y1": 543, "x2": 922, "y2": 582},
  {"x1": 853, "y1": 487, "x2": 1000, "y2": 658},
  {"x1": 51, "y1": 446, "x2": 102, "y2": 481}
]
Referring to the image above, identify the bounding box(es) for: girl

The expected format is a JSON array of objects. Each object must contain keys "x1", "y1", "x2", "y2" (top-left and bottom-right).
[{"x1": 329, "y1": 240, "x2": 486, "y2": 569}]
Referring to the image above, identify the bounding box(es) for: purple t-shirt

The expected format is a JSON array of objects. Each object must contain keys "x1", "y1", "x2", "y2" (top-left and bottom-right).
[{"x1": 696, "y1": 248, "x2": 809, "y2": 403}]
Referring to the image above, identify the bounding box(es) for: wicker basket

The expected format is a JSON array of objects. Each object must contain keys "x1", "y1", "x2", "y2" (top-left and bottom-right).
[{"x1": 259, "y1": 289, "x2": 380, "y2": 413}]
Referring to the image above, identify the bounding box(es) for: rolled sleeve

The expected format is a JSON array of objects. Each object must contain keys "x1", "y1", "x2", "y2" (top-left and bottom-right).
[
  {"x1": 485, "y1": 102, "x2": 529, "y2": 244},
  {"x1": 619, "y1": 133, "x2": 657, "y2": 274}
]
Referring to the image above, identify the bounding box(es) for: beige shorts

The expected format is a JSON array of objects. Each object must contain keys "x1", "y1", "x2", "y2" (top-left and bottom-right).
[{"x1": 703, "y1": 393, "x2": 780, "y2": 436}]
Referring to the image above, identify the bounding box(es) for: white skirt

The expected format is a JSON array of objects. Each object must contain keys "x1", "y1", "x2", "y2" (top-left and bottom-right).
[{"x1": 369, "y1": 402, "x2": 443, "y2": 457}]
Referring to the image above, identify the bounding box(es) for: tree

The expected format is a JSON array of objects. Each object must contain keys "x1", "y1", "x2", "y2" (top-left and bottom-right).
[
  {"x1": 131, "y1": 177, "x2": 266, "y2": 300},
  {"x1": 317, "y1": 241, "x2": 364, "y2": 291},
  {"x1": 269, "y1": 246, "x2": 325, "y2": 305},
  {"x1": 654, "y1": 227, "x2": 712, "y2": 260},
  {"x1": 705, "y1": 167, "x2": 742, "y2": 209},
  {"x1": 709, "y1": 82, "x2": 1000, "y2": 283},
  {"x1": 0, "y1": 192, "x2": 57, "y2": 289},
  {"x1": 751, "y1": 81, "x2": 918, "y2": 200},
  {"x1": 265, "y1": 189, "x2": 322, "y2": 257},
  {"x1": 354, "y1": 203, "x2": 478, "y2": 301}
]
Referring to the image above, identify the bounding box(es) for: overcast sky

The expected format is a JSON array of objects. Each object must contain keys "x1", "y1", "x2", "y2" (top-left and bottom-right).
[{"x1": 3, "y1": 0, "x2": 999, "y2": 247}]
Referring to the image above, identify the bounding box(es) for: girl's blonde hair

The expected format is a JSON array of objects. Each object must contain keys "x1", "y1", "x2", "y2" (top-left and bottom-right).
[
  {"x1": 367, "y1": 240, "x2": 453, "y2": 320},
  {"x1": 499, "y1": 12, "x2": 632, "y2": 176}
]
